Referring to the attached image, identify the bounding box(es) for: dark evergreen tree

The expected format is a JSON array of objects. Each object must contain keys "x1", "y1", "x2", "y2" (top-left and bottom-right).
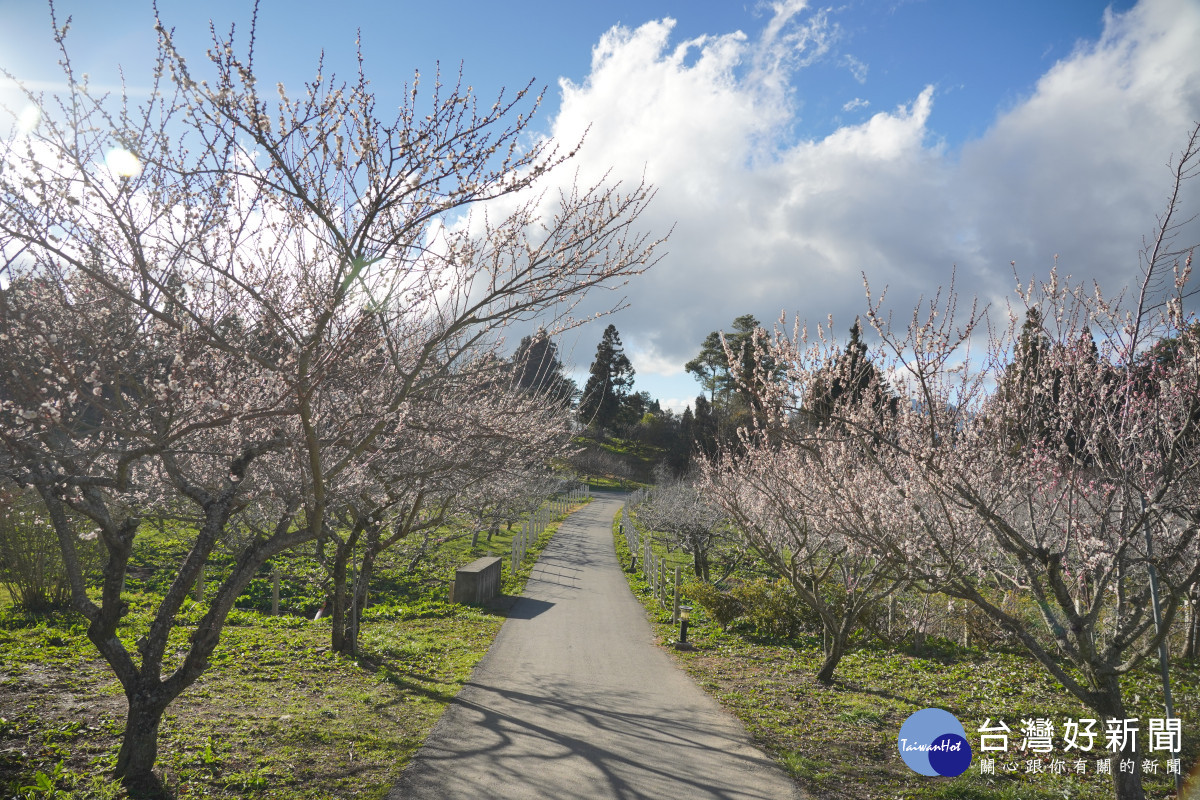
[
  {"x1": 1002, "y1": 308, "x2": 1051, "y2": 401},
  {"x1": 685, "y1": 314, "x2": 767, "y2": 404},
  {"x1": 578, "y1": 324, "x2": 634, "y2": 431},
  {"x1": 806, "y1": 320, "x2": 897, "y2": 426},
  {"x1": 665, "y1": 405, "x2": 694, "y2": 475},
  {"x1": 616, "y1": 390, "x2": 655, "y2": 432},
  {"x1": 684, "y1": 331, "x2": 725, "y2": 403},
  {"x1": 998, "y1": 308, "x2": 1065, "y2": 452},
  {"x1": 685, "y1": 314, "x2": 784, "y2": 453},
  {"x1": 510, "y1": 329, "x2": 576, "y2": 405},
  {"x1": 997, "y1": 310, "x2": 1116, "y2": 463},
  {"x1": 692, "y1": 394, "x2": 719, "y2": 459}
]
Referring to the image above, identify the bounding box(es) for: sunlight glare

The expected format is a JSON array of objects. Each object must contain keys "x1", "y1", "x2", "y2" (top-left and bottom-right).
[
  {"x1": 16, "y1": 105, "x2": 40, "y2": 134},
  {"x1": 105, "y1": 147, "x2": 142, "y2": 178}
]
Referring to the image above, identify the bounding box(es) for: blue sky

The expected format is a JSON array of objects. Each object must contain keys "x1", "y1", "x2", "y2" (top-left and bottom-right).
[
  {"x1": 0, "y1": 1, "x2": 1137, "y2": 145},
  {"x1": 2, "y1": 0, "x2": 1197, "y2": 412}
]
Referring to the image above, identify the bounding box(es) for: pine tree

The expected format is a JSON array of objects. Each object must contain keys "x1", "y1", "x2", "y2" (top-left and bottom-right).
[
  {"x1": 998, "y1": 308, "x2": 1056, "y2": 449},
  {"x1": 666, "y1": 405, "x2": 694, "y2": 475},
  {"x1": 806, "y1": 320, "x2": 897, "y2": 425},
  {"x1": 684, "y1": 314, "x2": 769, "y2": 405},
  {"x1": 510, "y1": 329, "x2": 576, "y2": 404},
  {"x1": 685, "y1": 314, "x2": 784, "y2": 451},
  {"x1": 1005, "y1": 308, "x2": 1051, "y2": 395},
  {"x1": 578, "y1": 324, "x2": 634, "y2": 431},
  {"x1": 692, "y1": 394, "x2": 719, "y2": 459}
]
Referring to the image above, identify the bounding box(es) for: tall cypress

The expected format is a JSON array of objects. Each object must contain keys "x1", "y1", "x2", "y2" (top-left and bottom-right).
[
  {"x1": 511, "y1": 329, "x2": 575, "y2": 404},
  {"x1": 578, "y1": 324, "x2": 634, "y2": 431}
]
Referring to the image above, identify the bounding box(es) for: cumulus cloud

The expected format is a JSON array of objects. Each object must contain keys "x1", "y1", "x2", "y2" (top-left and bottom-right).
[
  {"x1": 524, "y1": 0, "x2": 1200, "y2": 387},
  {"x1": 956, "y1": 0, "x2": 1200, "y2": 309}
]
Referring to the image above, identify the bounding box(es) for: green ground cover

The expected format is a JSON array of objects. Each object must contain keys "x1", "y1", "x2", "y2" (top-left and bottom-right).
[
  {"x1": 0, "y1": 499, "x2": 587, "y2": 799},
  {"x1": 569, "y1": 435, "x2": 660, "y2": 490},
  {"x1": 612, "y1": 508, "x2": 1200, "y2": 800}
]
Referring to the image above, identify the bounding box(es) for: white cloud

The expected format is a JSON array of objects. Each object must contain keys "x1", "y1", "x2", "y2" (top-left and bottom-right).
[
  {"x1": 751, "y1": 0, "x2": 838, "y2": 92},
  {"x1": 842, "y1": 97, "x2": 869, "y2": 112},
  {"x1": 955, "y1": 0, "x2": 1200, "y2": 308},
  {"x1": 514, "y1": 0, "x2": 1200, "y2": 393},
  {"x1": 657, "y1": 397, "x2": 692, "y2": 414},
  {"x1": 842, "y1": 54, "x2": 868, "y2": 84},
  {"x1": 628, "y1": 343, "x2": 686, "y2": 378}
]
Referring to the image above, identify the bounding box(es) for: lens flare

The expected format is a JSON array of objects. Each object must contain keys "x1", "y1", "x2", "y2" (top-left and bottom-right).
[
  {"x1": 17, "y1": 105, "x2": 40, "y2": 134},
  {"x1": 105, "y1": 148, "x2": 142, "y2": 177}
]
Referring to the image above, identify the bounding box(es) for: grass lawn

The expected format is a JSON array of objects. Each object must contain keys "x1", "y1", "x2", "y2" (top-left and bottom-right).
[
  {"x1": 0, "y1": 499, "x2": 588, "y2": 799},
  {"x1": 1, "y1": 604, "x2": 502, "y2": 799},
  {"x1": 611, "y1": 507, "x2": 1200, "y2": 800},
  {"x1": 570, "y1": 434, "x2": 661, "y2": 489}
]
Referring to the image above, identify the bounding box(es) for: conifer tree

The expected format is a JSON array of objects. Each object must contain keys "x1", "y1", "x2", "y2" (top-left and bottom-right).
[
  {"x1": 692, "y1": 394, "x2": 719, "y2": 459},
  {"x1": 666, "y1": 405, "x2": 695, "y2": 475},
  {"x1": 511, "y1": 329, "x2": 576, "y2": 405},
  {"x1": 685, "y1": 314, "x2": 766, "y2": 404},
  {"x1": 806, "y1": 320, "x2": 897, "y2": 426},
  {"x1": 578, "y1": 324, "x2": 634, "y2": 431}
]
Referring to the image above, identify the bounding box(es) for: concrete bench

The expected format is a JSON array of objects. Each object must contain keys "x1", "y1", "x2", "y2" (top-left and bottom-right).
[{"x1": 450, "y1": 556, "x2": 502, "y2": 605}]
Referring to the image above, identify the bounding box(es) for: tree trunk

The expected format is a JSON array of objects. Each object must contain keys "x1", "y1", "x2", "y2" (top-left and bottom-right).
[
  {"x1": 815, "y1": 627, "x2": 846, "y2": 685},
  {"x1": 1109, "y1": 765, "x2": 1145, "y2": 800},
  {"x1": 114, "y1": 689, "x2": 171, "y2": 797},
  {"x1": 349, "y1": 543, "x2": 382, "y2": 653},
  {"x1": 1185, "y1": 586, "x2": 1198, "y2": 660},
  {"x1": 1095, "y1": 675, "x2": 1145, "y2": 800},
  {"x1": 330, "y1": 539, "x2": 351, "y2": 654}
]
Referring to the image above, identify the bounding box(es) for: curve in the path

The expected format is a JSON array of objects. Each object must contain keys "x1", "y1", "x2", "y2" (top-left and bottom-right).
[{"x1": 389, "y1": 494, "x2": 804, "y2": 800}]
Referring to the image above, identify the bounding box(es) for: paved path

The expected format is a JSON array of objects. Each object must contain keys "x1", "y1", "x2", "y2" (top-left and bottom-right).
[{"x1": 389, "y1": 495, "x2": 802, "y2": 800}]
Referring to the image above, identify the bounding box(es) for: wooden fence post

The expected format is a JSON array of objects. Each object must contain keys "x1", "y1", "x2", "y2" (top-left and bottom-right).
[{"x1": 673, "y1": 566, "x2": 681, "y2": 624}]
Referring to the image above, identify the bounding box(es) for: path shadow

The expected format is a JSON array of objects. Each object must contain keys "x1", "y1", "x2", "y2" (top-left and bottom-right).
[
  {"x1": 503, "y1": 597, "x2": 555, "y2": 621},
  {"x1": 389, "y1": 677, "x2": 794, "y2": 800}
]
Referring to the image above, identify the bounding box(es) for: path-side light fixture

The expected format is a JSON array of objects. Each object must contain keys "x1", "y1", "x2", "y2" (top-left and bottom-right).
[{"x1": 675, "y1": 605, "x2": 693, "y2": 650}]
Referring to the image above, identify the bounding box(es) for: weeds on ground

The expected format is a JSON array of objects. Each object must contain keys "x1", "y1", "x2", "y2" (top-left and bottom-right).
[
  {"x1": 612, "y1": 508, "x2": 1200, "y2": 800},
  {"x1": 0, "y1": 501, "x2": 586, "y2": 798}
]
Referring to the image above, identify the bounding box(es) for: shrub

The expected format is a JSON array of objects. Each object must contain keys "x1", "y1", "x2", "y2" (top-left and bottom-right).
[
  {"x1": 0, "y1": 488, "x2": 99, "y2": 611},
  {"x1": 685, "y1": 580, "x2": 744, "y2": 631},
  {"x1": 731, "y1": 577, "x2": 815, "y2": 639}
]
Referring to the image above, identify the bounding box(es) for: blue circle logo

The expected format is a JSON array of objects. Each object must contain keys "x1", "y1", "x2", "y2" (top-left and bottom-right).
[{"x1": 898, "y1": 708, "x2": 972, "y2": 777}]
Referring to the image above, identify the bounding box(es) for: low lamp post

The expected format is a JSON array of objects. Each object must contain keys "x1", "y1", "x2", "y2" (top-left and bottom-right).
[{"x1": 675, "y1": 605, "x2": 693, "y2": 650}]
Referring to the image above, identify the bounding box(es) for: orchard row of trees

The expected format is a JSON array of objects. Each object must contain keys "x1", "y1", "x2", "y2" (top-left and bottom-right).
[
  {"x1": 0, "y1": 11, "x2": 659, "y2": 795},
  {"x1": 632, "y1": 127, "x2": 1200, "y2": 800}
]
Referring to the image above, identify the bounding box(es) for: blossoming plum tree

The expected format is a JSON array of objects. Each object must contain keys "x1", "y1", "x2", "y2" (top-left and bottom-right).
[
  {"x1": 0, "y1": 7, "x2": 659, "y2": 793},
  {"x1": 635, "y1": 475, "x2": 730, "y2": 584},
  {"x1": 700, "y1": 326, "x2": 910, "y2": 684},
  {"x1": 723, "y1": 123, "x2": 1199, "y2": 800},
  {"x1": 321, "y1": 366, "x2": 575, "y2": 655}
]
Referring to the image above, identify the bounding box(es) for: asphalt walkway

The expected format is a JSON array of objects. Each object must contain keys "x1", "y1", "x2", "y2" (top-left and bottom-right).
[{"x1": 388, "y1": 494, "x2": 802, "y2": 800}]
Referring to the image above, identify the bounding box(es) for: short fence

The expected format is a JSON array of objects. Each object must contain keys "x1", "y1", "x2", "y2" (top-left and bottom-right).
[
  {"x1": 510, "y1": 482, "x2": 590, "y2": 574},
  {"x1": 622, "y1": 490, "x2": 685, "y2": 624}
]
